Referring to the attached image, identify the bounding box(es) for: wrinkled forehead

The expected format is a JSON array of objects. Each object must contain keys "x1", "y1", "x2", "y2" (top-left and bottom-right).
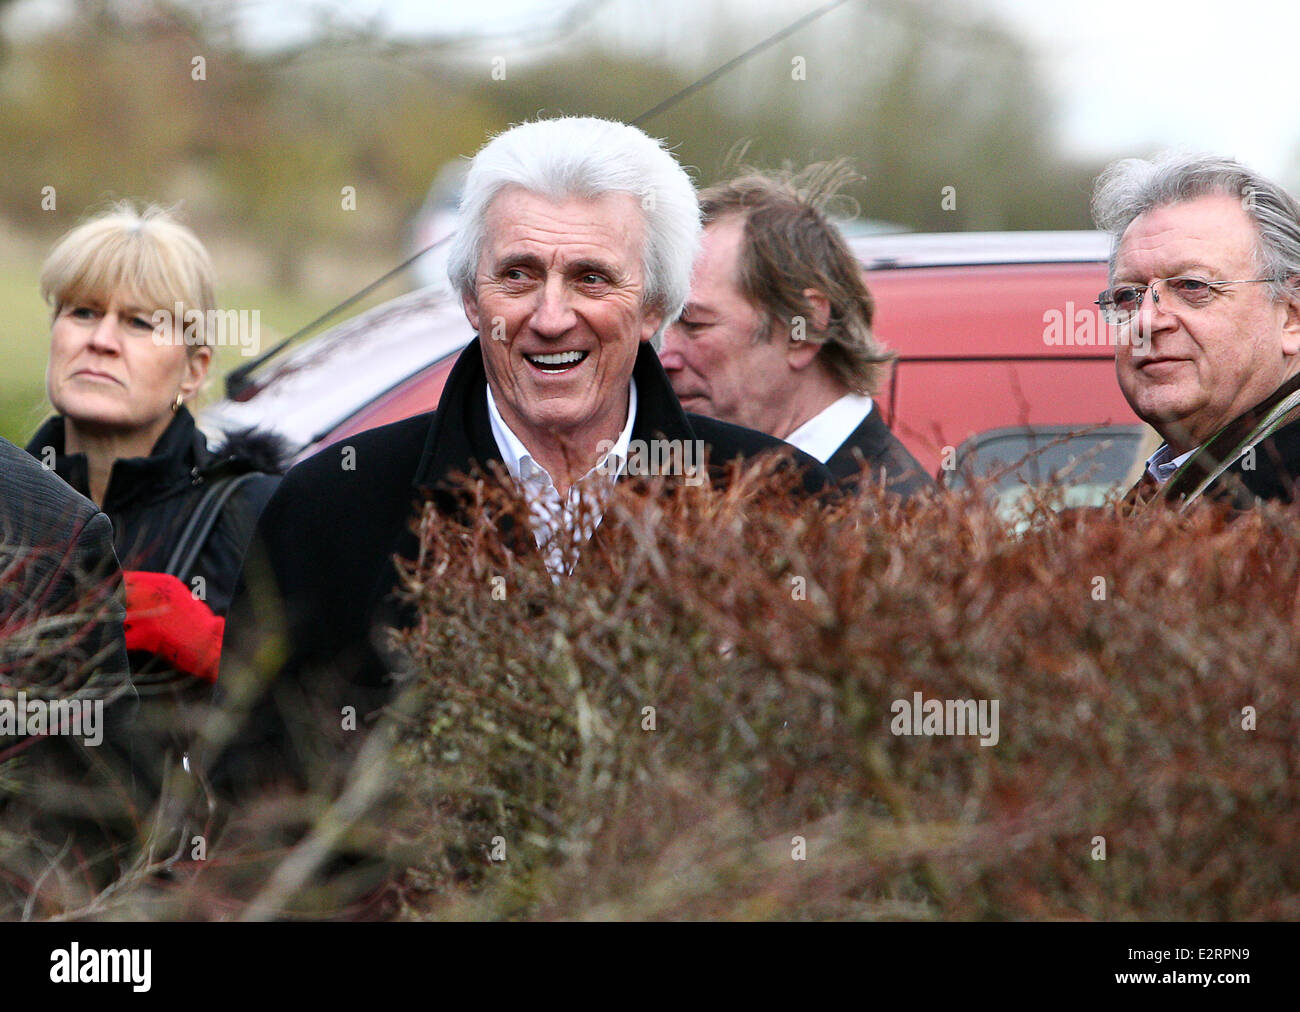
[
  {"x1": 1115, "y1": 195, "x2": 1263, "y2": 279},
  {"x1": 483, "y1": 187, "x2": 645, "y2": 254},
  {"x1": 697, "y1": 215, "x2": 750, "y2": 283}
]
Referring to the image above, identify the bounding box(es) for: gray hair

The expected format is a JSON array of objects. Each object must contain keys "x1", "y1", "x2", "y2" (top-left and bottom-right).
[
  {"x1": 446, "y1": 117, "x2": 701, "y2": 340},
  {"x1": 1091, "y1": 152, "x2": 1300, "y2": 302}
]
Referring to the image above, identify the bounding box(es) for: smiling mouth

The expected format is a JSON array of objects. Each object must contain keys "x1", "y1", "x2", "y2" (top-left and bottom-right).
[{"x1": 524, "y1": 350, "x2": 588, "y2": 373}]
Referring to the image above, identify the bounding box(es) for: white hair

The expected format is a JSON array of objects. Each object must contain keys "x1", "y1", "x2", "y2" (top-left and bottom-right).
[
  {"x1": 446, "y1": 117, "x2": 700, "y2": 341},
  {"x1": 1092, "y1": 152, "x2": 1300, "y2": 302}
]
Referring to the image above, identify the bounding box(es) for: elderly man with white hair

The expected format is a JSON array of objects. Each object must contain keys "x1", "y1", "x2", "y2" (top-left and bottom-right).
[{"x1": 213, "y1": 117, "x2": 828, "y2": 794}]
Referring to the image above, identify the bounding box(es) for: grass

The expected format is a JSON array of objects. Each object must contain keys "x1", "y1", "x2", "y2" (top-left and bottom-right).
[
  {"x1": 0, "y1": 251, "x2": 56, "y2": 446},
  {"x1": 0, "y1": 254, "x2": 400, "y2": 448}
]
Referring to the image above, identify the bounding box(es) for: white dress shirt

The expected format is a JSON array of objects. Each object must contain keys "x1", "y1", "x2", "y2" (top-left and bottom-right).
[
  {"x1": 486, "y1": 379, "x2": 637, "y2": 575},
  {"x1": 1144, "y1": 443, "x2": 1196, "y2": 485},
  {"x1": 784, "y1": 392, "x2": 874, "y2": 465}
]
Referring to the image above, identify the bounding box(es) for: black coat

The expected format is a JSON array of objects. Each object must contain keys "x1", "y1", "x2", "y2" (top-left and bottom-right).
[
  {"x1": 214, "y1": 338, "x2": 831, "y2": 795},
  {"x1": 27, "y1": 408, "x2": 284, "y2": 620},
  {"x1": 824, "y1": 408, "x2": 934, "y2": 499},
  {"x1": 21, "y1": 409, "x2": 284, "y2": 843},
  {"x1": 0, "y1": 436, "x2": 132, "y2": 909},
  {"x1": 1124, "y1": 370, "x2": 1300, "y2": 511},
  {"x1": 0, "y1": 435, "x2": 127, "y2": 683}
]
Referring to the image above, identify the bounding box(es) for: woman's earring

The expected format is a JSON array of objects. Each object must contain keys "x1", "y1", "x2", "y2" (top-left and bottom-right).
[{"x1": 173, "y1": 391, "x2": 184, "y2": 413}]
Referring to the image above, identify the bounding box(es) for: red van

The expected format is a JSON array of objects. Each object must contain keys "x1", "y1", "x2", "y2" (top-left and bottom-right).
[{"x1": 202, "y1": 230, "x2": 1148, "y2": 497}]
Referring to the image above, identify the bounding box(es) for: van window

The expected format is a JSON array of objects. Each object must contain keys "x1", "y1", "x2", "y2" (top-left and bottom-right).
[{"x1": 945, "y1": 424, "x2": 1148, "y2": 507}]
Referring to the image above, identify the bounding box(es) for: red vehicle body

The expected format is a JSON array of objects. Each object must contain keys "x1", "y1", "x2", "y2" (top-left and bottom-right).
[
  {"x1": 204, "y1": 230, "x2": 1148, "y2": 494},
  {"x1": 863, "y1": 246, "x2": 1141, "y2": 476}
]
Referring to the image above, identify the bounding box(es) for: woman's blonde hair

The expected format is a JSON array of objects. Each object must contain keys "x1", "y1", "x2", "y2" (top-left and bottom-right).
[{"x1": 40, "y1": 201, "x2": 216, "y2": 350}]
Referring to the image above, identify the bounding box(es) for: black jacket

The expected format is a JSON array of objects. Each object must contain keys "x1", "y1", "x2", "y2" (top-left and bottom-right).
[
  {"x1": 1124, "y1": 370, "x2": 1300, "y2": 512},
  {"x1": 0, "y1": 436, "x2": 132, "y2": 911},
  {"x1": 27, "y1": 408, "x2": 284, "y2": 621},
  {"x1": 214, "y1": 338, "x2": 831, "y2": 795},
  {"x1": 22, "y1": 409, "x2": 284, "y2": 843},
  {"x1": 824, "y1": 408, "x2": 934, "y2": 499},
  {"x1": 0, "y1": 436, "x2": 127, "y2": 683}
]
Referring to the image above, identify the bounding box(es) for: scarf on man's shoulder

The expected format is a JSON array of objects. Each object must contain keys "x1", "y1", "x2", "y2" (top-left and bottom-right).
[{"x1": 1123, "y1": 369, "x2": 1300, "y2": 513}]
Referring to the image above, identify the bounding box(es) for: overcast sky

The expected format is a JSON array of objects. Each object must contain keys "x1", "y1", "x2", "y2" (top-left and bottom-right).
[{"x1": 984, "y1": 0, "x2": 1300, "y2": 182}]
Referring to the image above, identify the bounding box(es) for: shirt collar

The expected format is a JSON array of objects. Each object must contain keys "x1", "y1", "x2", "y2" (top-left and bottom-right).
[
  {"x1": 1145, "y1": 442, "x2": 1196, "y2": 485},
  {"x1": 784, "y1": 393, "x2": 874, "y2": 465},
  {"x1": 486, "y1": 378, "x2": 638, "y2": 488}
]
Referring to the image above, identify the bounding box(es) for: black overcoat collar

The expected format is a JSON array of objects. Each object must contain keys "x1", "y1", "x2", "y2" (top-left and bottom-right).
[
  {"x1": 26, "y1": 408, "x2": 205, "y2": 513},
  {"x1": 824, "y1": 408, "x2": 891, "y2": 477},
  {"x1": 410, "y1": 336, "x2": 698, "y2": 502}
]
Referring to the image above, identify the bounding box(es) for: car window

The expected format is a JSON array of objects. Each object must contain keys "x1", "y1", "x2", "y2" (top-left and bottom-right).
[{"x1": 944, "y1": 424, "x2": 1148, "y2": 505}]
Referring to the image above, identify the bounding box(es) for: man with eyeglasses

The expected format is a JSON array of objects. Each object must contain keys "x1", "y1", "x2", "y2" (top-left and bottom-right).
[{"x1": 1091, "y1": 153, "x2": 1300, "y2": 511}]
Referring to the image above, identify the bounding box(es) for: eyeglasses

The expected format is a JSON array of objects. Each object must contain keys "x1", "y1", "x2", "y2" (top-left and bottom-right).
[{"x1": 1095, "y1": 275, "x2": 1274, "y2": 325}]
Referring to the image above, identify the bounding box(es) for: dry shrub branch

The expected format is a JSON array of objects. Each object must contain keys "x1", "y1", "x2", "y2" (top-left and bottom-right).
[
  {"x1": 8, "y1": 462, "x2": 1297, "y2": 920},
  {"x1": 385, "y1": 464, "x2": 1299, "y2": 920}
]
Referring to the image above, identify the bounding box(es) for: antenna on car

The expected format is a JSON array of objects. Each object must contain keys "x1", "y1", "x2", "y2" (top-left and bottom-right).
[
  {"x1": 223, "y1": 237, "x2": 452, "y2": 400},
  {"x1": 224, "y1": 0, "x2": 852, "y2": 402}
]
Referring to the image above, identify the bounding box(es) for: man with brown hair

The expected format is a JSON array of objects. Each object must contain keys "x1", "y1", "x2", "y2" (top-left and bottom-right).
[{"x1": 660, "y1": 163, "x2": 932, "y2": 498}]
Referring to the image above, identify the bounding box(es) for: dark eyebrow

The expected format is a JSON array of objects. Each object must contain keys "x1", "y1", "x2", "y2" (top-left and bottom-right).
[{"x1": 680, "y1": 300, "x2": 717, "y2": 321}]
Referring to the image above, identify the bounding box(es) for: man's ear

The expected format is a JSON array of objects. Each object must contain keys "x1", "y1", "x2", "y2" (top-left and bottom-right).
[
  {"x1": 785, "y1": 331, "x2": 821, "y2": 371},
  {"x1": 640, "y1": 304, "x2": 665, "y2": 344},
  {"x1": 785, "y1": 288, "x2": 830, "y2": 371},
  {"x1": 1281, "y1": 286, "x2": 1300, "y2": 357},
  {"x1": 463, "y1": 291, "x2": 481, "y2": 335},
  {"x1": 802, "y1": 287, "x2": 831, "y2": 333}
]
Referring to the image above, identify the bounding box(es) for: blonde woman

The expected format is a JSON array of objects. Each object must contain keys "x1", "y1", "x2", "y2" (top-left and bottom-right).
[{"x1": 27, "y1": 203, "x2": 284, "y2": 691}]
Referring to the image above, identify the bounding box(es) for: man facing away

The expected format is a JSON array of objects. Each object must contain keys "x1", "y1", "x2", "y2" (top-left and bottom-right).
[
  {"x1": 659, "y1": 163, "x2": 932, "y2": 499},
  {"x1": 0, "y1": 435, "x2": 131, "y2": 907}
]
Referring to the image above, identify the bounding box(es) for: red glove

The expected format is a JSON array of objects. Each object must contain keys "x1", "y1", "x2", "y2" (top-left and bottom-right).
[{"x1": 122, "y1": 570, "x2": 225, "y2": 683}]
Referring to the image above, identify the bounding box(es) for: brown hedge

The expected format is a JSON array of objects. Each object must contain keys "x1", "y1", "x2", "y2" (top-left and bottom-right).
[
  {"x1": 7, "y1": 462, "x2": 1297, "y2": 920},
  {"x1": 382, "y1": 465, "x2": 1300, "y2": 921}
]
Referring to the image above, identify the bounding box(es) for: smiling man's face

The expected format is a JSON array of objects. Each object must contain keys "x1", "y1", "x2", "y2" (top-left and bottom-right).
[
  {"x1": 464, "y1": 187, "x2": 663, "y2": 460},
  {"x1": 1113, "y1": 192, "x2": 1300, "y2": 452}
]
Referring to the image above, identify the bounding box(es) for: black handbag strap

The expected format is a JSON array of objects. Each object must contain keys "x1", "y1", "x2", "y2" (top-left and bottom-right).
[{"x1": 162, "y1": 472, "x2": 259, "y2": 584}]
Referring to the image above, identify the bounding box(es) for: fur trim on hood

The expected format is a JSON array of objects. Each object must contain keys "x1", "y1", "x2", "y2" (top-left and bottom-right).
[{"x1": 207, "y1": 427, "x2": 293, "y2": 477}]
